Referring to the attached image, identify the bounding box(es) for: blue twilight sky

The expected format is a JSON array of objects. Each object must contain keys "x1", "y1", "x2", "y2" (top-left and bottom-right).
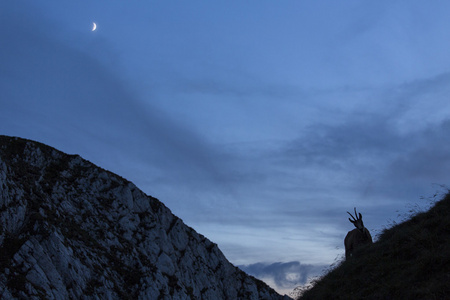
[{"x1": 2, "y1": 1, "x2": 450, "y2": 294}]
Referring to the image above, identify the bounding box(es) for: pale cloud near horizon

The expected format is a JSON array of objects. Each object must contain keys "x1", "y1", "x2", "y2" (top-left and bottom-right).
[{"x1": 239, "y1": 261, "x2": 327, "y2": 296}]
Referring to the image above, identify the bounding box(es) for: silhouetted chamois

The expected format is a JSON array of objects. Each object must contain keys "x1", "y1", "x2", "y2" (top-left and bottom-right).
[{"x1": 345, "y1": 208, "x2": 372, "y2": 259}]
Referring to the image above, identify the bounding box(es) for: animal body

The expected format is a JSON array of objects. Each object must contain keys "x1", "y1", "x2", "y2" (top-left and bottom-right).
[{"x1": 344, "y1": 208, "x2": 372, "y2": 259}]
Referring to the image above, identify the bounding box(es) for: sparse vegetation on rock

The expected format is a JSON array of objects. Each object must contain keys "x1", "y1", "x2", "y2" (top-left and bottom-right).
[{"x1": 0, "y1": 135, "x2": 287, "y2": 299}]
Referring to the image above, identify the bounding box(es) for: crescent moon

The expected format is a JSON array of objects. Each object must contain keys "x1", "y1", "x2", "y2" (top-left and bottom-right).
[{"x1": 92, "y1": 22, "x2": 97, "y2": 31}]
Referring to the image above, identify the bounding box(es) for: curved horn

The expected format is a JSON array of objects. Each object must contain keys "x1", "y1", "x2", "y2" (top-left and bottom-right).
[{"x1": 347, "y1": 211, "x2": 356, "y2": 221}]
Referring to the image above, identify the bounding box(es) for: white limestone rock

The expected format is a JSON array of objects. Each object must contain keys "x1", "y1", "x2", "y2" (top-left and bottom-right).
[{"x1": 0, "y1": 136, "x2": 290, "y2": 299}]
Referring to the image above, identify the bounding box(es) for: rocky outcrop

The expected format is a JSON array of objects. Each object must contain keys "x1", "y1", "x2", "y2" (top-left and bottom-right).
[{"x1": 0, "y1": 136, "x2": 287, "y2": 299}]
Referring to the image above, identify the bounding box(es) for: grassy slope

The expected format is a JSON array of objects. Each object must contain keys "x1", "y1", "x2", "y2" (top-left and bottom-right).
[{"x1": 300, "y1": 193, "x2": 450, "y2": 300}]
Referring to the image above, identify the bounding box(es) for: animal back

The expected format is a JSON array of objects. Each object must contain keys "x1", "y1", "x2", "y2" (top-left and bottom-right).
[{"x1": 351, "y1": 228, "x2": 372, "y2": 244}]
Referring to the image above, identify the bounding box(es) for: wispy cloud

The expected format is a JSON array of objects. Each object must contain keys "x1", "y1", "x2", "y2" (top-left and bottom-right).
[
  {"x1": 3, "y1": 1, "x2": 450, "y2": 278},
  {"x1": 0, "y1": 2, "x2": 234, "y2": 197}
]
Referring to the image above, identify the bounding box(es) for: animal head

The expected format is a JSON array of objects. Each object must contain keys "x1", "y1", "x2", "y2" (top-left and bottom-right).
[{"x1": 347, "y1": 207, "x2": 365, "y2": 232}]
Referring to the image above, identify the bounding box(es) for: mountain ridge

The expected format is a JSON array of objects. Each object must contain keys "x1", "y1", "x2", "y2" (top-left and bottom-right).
[{"x1": 0, "y1": 135, "x2": 289, "y2": 299}]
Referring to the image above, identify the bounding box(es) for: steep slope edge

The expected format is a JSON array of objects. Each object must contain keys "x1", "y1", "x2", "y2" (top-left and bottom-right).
[
  {"x1": 0, "y1": 135, "x2": 287, "y2": 299},
  {"x1": 299, "y1": 192, "x2": 450, "y2": 299}
]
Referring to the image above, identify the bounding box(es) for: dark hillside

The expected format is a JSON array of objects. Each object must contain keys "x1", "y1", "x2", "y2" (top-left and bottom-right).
[{"x1": 299, "y1": 193, "x2": 450, "y2": 299}]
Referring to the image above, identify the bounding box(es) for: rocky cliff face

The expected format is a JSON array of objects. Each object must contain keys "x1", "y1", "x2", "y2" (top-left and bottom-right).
[{"x1": 0, "y1": 136, "x2": 287, "y2": 299}]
